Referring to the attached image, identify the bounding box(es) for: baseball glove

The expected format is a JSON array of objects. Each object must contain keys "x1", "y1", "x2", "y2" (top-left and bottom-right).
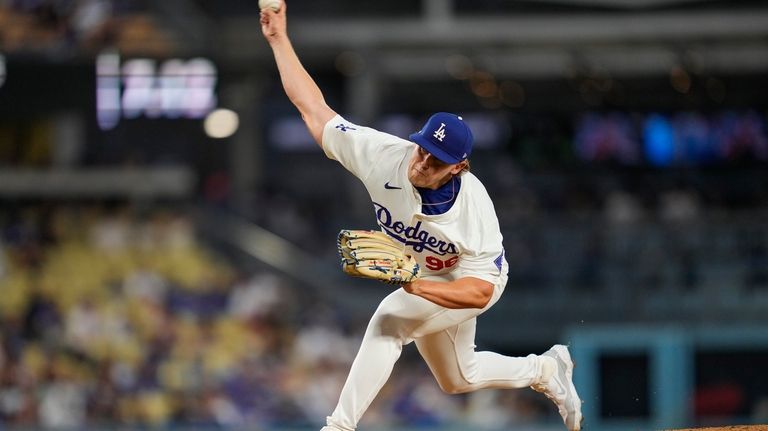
[{"x1": 337, "y1": 229, "x2": 420, "y2": 284}]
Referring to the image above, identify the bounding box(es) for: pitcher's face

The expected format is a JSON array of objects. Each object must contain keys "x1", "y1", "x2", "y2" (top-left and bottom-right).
[{"x1": 407, "y1": 146, "x2": 465, "y2": 190}]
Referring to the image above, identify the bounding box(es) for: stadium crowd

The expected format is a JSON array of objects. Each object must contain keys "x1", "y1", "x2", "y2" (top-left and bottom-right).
[
  {"x1": 0, "y1": 204, "x2": 553, "y2": 429},
  {"x1": 0, "y1": 0, "x2": 171, "y2": 55}
]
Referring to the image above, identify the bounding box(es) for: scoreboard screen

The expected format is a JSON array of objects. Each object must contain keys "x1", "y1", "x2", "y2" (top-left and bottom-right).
[{"x1": 96, "y1": 51, "x2": 218, "y2": 130}]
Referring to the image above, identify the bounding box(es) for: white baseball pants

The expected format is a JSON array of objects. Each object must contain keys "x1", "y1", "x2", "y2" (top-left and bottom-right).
[{"x1": 321, "y1": 282, "x2": 549, "y2": 431}]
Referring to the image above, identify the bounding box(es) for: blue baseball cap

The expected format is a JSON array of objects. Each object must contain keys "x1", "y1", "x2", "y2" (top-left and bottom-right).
[{"x1": 409, "y1": 112, "x2": 473, "y2": 164}]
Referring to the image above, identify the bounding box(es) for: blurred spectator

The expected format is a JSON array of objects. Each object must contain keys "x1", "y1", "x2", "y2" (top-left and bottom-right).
[
  {"x1": 70, "y1": 0, "x2": 112, "y2": 42},
  {"x1": 658, "y1": 189, "x2": 701, "y2": 224},
  {"x1": 0, "y1": 359, "x2": 38, "y2": 424},
  {"x1": 388, "y1": 371, "x2": 462, "y2": 427},
  {"x1": 22, "y1": 287, "x2": 62, "y2": 343},
  {"x1": 122, "y1": 260, "x2": 168, "y2": 305},
  {"x1": 227, "y1": 273, "x2": 283, "y2": 321},
  {"x1": 675, "y1": 112, "x2": 717, "y2": 165},
  {"x1": 38, "y1": 364, "x2": 88, "y2": 428},
  {"x1": 720, "y1": 110, "x2": 768, "y2": 163},
  {"x1": 465, "y1": 389, "x2": 550, "y2": 428},
  {"x1": 1, "y1": 0, "x2": 171, "y2": 55},
  {"x1": 605, "y1": 189, "x2": 644, "y2": 225},
  {"x1": 575, "y1": 112, "x2": 640, "y2": 164}
]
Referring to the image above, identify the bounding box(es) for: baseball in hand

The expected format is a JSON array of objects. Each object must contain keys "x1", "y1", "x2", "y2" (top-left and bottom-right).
[{"x1": 259, "y1": 0, "x2": 282, "y2": 12}]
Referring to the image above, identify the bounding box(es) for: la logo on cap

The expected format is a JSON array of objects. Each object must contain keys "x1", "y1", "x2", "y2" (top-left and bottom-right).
[
  {"x1": 433, "y1": 123, "x2": 447, "y2": 142},
  {"x1": 409, "y1": 112, "x2": 474, "y2": 165}
]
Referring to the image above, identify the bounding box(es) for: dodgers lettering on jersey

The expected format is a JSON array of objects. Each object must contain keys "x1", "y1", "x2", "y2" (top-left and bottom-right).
[
  {"x1": 321, "y1": 115, "x2": 509, "y2": 285},
  {"x1": 374, "y1": 202, "x2": 458, "y2": 255}
]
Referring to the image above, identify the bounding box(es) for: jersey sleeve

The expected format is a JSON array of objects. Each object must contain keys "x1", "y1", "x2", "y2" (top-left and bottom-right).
[
  {"x1": 456, "y1": 181, "x2": 508, "y2": 285},
  {"x1": 322, "y1": 115, "x2": 409, "y2": 182}
]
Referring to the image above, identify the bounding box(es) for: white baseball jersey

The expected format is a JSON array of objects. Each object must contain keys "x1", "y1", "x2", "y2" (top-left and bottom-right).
[{"x1": 322, "y1": 115, "x2": 509, "y2": 287}]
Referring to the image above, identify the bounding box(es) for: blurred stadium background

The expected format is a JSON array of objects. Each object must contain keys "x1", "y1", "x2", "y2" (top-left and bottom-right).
[{"x1": 1, "y1": 0, "x2": 768, "y2": 430}]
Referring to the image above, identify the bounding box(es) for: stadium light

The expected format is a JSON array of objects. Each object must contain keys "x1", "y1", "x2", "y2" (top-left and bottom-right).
[{"x1": 204, "y1": 108, "x2": 239, "y2": 139}]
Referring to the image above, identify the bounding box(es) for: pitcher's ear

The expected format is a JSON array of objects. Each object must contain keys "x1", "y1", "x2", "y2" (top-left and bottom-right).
[{"x1": 455, "y1": 159, "x2": 470, "y2": 173}]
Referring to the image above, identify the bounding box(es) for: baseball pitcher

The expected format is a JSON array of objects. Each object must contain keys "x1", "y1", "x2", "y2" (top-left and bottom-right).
[{"x1": 260, "y1": 3, "x2": 583, "y2": 430}]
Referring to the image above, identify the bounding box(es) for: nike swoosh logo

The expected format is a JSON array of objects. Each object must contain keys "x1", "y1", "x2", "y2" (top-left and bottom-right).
[{"x1": 384, "y1": 182, "x2": 402, "y2": 190}]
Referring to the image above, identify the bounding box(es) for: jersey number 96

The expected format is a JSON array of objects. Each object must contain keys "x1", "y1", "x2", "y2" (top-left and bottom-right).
[{"x1": 425, "y1": 255, "x2": 459, "y2": 271}]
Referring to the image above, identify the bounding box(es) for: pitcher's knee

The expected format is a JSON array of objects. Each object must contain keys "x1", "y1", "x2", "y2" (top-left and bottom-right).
[
  {"x1": 434, "y1": 371, "x2": 479, "y2": 395},
  {"x1": 436, "y1": 379, "x2": 474, "y2": 395},
  {"x1": 432, "y1": 359, "x2": 481, "y2": 394}
]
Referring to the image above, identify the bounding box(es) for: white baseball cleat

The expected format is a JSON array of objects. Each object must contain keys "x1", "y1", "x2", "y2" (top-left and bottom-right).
[{"x1": 531, "y1": 344, "x2": 583, "y2": 431}]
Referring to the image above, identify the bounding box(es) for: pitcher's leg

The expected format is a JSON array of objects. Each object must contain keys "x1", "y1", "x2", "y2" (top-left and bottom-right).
[
  {"x1": 324, "y1": 314, "x2": 403, "y2": 430},
  {"x1": 324, "y1": 289, "x2": 445, "y2": 430},
  {"x1": 415, "y1": 318, "x2": 551, "y2": 394}
]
